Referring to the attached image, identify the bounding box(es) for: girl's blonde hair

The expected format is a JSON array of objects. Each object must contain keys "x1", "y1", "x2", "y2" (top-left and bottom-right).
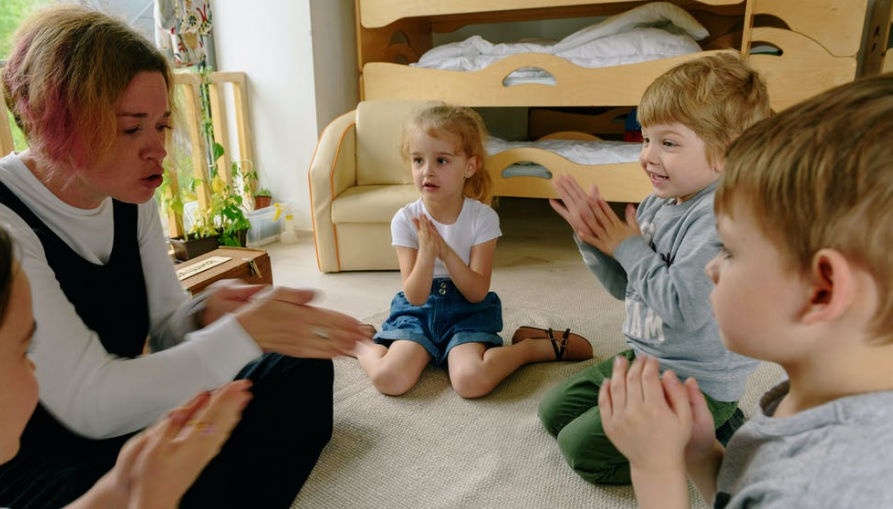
[
  {"x1": 2, "y1": 4, "x2": 172, "y2": 171},
  {"x1": 401, "y1": 103, "x2": 493, "y2": 205}
]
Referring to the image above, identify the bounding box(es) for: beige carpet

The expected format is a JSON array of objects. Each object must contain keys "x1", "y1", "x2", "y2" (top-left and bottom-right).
[{"x1": 293, "y1": 198, "x2": 784, "y2": 509}]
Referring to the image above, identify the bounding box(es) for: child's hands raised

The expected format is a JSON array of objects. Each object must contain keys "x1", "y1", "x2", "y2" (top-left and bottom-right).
[
  {"x1": 681, "y1": 376, "x2": 719, "y2": 464},
  {"x1": 599, "y1": 356, "x2": 691, "y2": 475},
  {"x1": 128, "y1": 380, "x2": 252, "y2": 508},
  {"x1": 413, "y1": 215, "x2": 445, "y2": 261},
  {"x1": 550, "y1": 175, "x2": 641, "y2": 257},
  {"x1": 80, "y1": 381, "x2": 252, "y2": 509}
]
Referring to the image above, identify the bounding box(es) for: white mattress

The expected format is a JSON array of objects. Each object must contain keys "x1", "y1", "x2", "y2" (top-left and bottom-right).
[
  {"x1": 487, "y1": 136, "x2": 642, "y2": 179},
  {"x1": 412, "y1": 2, "x2": 708, "y2": 84}
]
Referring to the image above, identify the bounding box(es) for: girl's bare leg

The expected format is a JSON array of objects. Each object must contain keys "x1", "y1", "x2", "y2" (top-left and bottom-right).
[
  {"x1": 355, "y1": 339, "x2": 431, "y2": 396},
  {"x1": 447, "y1": 340, "x2": 560, "y2": 398}
]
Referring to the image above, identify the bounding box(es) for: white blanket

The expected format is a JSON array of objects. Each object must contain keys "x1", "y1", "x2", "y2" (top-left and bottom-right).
[
  {"x1": 412, "y1": 2, "x2": 707, "y2": 80},
  {"x1": 488, "y1": 136, "x2": 641, "y2": 165}
]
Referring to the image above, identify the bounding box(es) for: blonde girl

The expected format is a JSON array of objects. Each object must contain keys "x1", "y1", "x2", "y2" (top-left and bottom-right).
[{"x1": 354, "y1": 104, "x2": 592, "y2": 398}]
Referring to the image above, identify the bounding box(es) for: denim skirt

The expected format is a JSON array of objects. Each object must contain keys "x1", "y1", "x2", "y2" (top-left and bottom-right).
[{"x1": 375, "y1": 278, "x2": 503, "y2": 366}]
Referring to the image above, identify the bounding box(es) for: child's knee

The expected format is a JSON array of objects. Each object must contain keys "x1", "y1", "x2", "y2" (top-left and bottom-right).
[
  {"x1": 537, "y1": 392, "x2": 566, "y2": 435},
  {"x1": 369, "y1": 367, "x2": 419, "y2": 396},
  {"x1": 556, "y1": 430, "x2": 631, "y2": 485},
  {"x1": 450, "y1": 365, "x2": 492, "y2": 399}
]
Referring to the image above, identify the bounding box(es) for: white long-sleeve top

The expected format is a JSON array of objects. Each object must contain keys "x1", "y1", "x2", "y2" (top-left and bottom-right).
[{"x1": 0, "y1": 153, "x2": 263, "y2": 439}]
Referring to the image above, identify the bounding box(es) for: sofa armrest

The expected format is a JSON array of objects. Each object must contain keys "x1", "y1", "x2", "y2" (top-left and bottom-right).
[{"x1": 308, "y1": 109, "x2": 357, "y2": 272}]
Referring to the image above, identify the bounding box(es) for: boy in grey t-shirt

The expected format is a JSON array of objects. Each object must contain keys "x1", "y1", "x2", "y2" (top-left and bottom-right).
[
  {"x1": 600, "y1": 74, "x2": 893, "y2": 508},
  {"x1": 538, "y1": 52, "x2": 770, "y2": 485}
]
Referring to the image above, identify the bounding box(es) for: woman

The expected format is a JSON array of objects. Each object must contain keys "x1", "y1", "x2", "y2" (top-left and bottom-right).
[
  {"x1": 0, "y1": 224, "x2": 253, "y2": 509},
  {"x1": 0, "y1": 5, "x2": 367, "y2": 508}
]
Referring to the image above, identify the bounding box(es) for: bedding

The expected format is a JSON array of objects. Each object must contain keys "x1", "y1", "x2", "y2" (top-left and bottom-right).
[
  {"x1": 411, "y1": 2, "x2": 708, "y2": 84},
  {"x1": 488, "y1": 136, "x2": 641, "y2": 178}
]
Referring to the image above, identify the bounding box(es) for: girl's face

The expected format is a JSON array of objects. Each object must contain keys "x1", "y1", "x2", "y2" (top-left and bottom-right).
[
  {"x1": 640, "y1": 122, "x2": 720, "y2": 204},
  {"x1": 0, "y1": 266, "x2": 38, "y2": 464},
  {"x1": 408, "y1": 130, "x2": 478, "y2": 206},
  {"x1": 68, "y1": 71, "x2": 171, "y2": 209}
]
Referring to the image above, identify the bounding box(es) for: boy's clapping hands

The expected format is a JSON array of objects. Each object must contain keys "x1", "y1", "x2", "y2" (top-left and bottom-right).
[
  {"x1": 550, "y1": 175, "x2": 641, "y2": 257},
  {"x1": 599, "y1": 356, "x2": 717, "y2": 509}
]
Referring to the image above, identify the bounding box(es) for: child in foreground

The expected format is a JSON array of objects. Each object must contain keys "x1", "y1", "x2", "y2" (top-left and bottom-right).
[
  {"x1": 0, "y1": 226, "x2": 252, "y2": 509},
  {"x1": 601, "y1": 73, "x2": 893, "y2": 508},
  {"x1": 353, "y1": 104, "x2": 592, "y2": 398},
  {"x1": 540, "y1": 52, "x2": 769, "y2": 484}
]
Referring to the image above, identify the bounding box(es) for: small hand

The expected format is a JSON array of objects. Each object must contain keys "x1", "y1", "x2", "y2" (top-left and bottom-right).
[
  {"x1": 550, "y1": 174, "x2": 602, "y2": 237},
  {"x1": 235, "y1": 286, "x2": 371, "y2": 358},
  {"x1": 599, "y1": 356, "x2": 692, "y2": 474},
  {"x1": 420, "y1": 215, "x2": 449, "y2": 260},
  {"x1": 682, "y1": 376, "x2": 719, "y2": 464},
  {"x1": 551, "y1": 175, "x2": 641, "y2": 257},
  {"x1": 412, "y1": 216, "x2": 439, "y2": 262},
  {"x1": 100, "y1": 380, "x2": 252, "y2": 509}
]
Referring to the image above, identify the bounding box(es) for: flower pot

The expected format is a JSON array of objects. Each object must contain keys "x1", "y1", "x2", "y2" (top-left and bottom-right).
[
  {"x1": 254, "y1": 195, "x2": 272, "y2": 210},
  {"x1": 170, "y1": 234, "x2": 221, "y2": 262},
  {"x1": 218, "y1": 229, "x2": 248, "y2": 248}
]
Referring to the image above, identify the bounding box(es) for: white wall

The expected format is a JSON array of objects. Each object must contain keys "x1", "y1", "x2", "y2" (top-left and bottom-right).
[{"x1": 213, "y1": 0, "x2": 358, "y2": 231}]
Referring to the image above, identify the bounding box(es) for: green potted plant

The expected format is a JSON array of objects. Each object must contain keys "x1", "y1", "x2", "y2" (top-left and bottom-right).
[
  {"x1": 162, "y1": 67, "x2": 255, "y2": 261},
  {"x1": 253, "y1": 187, "x2": 273, "y2": 209}
]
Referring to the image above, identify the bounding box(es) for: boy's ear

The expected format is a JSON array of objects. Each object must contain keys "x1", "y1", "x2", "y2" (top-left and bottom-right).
[{"x1": 801, "y1": 249, "x2": 854, "y2": 325}]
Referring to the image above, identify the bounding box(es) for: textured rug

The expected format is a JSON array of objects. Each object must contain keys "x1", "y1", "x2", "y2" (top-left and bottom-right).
[{"x1": 292, "y1": 198, "x2": 785, "y2": 509}]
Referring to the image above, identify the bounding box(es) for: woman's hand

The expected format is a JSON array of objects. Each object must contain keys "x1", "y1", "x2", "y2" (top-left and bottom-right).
[
  {"x1": 75, "y1": 381, "x2": 252, "y2": 509},
  {"x1": 199, "y1": 280, "x2": 274, "y2": 327},
  {"x1": 234, "y1": 287, "x2": 371, "y2": 358}
]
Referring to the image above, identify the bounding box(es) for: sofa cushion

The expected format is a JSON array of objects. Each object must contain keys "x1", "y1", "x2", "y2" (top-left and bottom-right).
[
  {"x1": 355, "y1": 100, "x2": 429, "y2": 186},
  {"x1": 331, "y1": 184, "x2": 419, "y2": 224}
]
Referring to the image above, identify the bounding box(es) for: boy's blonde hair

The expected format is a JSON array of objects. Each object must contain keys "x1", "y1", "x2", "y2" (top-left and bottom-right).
[
  {"x1": 717, "y1": 73, "x2": 893, "y2": 342},
  {"x1": 2, "y1": 4, "x2": 172, "y2": 171},
  {"x1": 401, "y1": 103, "x2": 493, "y2": 205},
  {"x1": 637, "y1": 52, "x2": 771, "y2": 166}
]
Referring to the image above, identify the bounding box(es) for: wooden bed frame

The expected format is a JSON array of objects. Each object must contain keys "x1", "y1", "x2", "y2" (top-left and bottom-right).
[{"x1": 354, "y1": 0, "x2": 881, "y2": 202}]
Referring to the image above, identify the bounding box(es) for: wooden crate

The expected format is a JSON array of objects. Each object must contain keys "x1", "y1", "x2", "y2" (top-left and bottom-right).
[{"x1": 175, "y1": 247, "x2": 272, "y2": 295}]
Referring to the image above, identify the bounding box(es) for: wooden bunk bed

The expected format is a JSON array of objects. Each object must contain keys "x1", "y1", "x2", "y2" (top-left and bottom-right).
[{"x1": 354, "y1": 0, "x2": 880, "y2": 202}]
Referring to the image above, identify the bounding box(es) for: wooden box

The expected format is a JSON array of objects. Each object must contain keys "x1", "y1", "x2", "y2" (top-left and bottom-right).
[{"x1": 175, "y1": 247, "x2": 273, "y2": 295}]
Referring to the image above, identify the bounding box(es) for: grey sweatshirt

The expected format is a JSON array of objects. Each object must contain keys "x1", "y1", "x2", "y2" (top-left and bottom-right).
[
  {"x1": 575, "y1": 182, "x2": 757, "y2": 401},
  {"x1": 715, "y1": 381, "x2": 893, "y2": 508}
]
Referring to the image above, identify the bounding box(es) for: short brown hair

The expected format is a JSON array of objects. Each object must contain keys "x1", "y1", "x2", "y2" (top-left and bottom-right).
[
  {"x1": 2, "y1": 4, "x2": 172, "y2": 170},
  {"x1": 637, "y1": 52, "x2": 771, "y2": 166},
  {"x1": 717, "y1": 73, "x2": 893, "y2": 341},
  {"x1": 401, "y1": 103, "x2": 493, "y2": 205}
]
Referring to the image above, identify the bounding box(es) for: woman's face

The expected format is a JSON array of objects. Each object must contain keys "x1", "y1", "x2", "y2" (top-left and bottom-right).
[
  {"x1": 70, "y1": 71, "x2": 171, "y2": 208},
  {"x1": 0, "y1": 266, "x2": 38, "y2": 464}
]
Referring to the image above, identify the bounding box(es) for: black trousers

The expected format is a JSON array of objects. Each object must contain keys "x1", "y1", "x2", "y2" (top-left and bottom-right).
[{"x1": 0, "y1": 354, "x2": 334, "y2": 509}]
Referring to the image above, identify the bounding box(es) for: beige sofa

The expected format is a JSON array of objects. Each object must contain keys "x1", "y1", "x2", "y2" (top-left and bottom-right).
[{"x1": 309, "y1": 101, "x2": 423, "y2": 272}]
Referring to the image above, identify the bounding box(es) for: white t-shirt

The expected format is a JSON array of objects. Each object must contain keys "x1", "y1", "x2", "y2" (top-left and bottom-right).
[
  {"x1": 391, "y1": 197, "x2": 501, "y2": 278},
  {"x1": 0, "y1": 153, "x2": 262, "y2": 439}
]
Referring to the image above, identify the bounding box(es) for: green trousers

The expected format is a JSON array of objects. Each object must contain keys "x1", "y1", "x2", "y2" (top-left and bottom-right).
[{"x1": 538, "y1": 349, "x2": 740, "y2": 485}]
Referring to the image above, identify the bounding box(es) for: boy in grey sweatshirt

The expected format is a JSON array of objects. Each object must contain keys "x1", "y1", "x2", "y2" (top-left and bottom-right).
[
  {"x1": 600, "y1": 73, "x2": 893, "y2": 509},
  {"x1": 538, "y1": 52, "x2": 769, "y2": 485}
]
